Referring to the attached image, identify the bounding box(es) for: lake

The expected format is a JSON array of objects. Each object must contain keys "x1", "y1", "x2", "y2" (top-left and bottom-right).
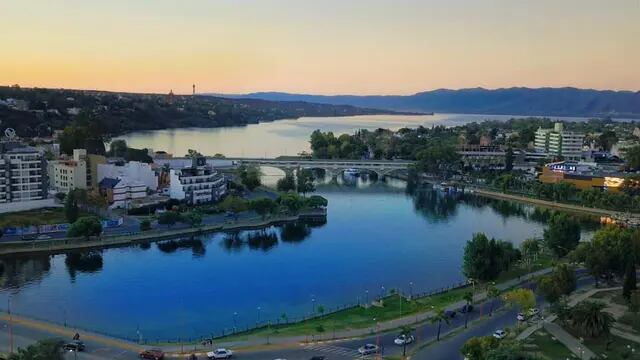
[
  {"x1": 0, "y1": 176, "x2": 586, "y2": 341},
  {"x1": 114, "y1": 113, "x2": 596, "y2": 158}
]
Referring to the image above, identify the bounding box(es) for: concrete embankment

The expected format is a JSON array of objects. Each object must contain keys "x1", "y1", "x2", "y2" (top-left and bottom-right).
[{"x1": 0, "y1": 211, "x2": 325, "y2": 256}]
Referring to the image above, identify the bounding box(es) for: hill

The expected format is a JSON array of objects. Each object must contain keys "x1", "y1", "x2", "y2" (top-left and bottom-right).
[{"x1": 218, "y1": 87, "x2": 640, "y2": 118}]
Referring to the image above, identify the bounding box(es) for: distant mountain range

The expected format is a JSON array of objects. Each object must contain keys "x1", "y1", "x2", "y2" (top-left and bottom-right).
[{"x1": 214, "y1": 87, "x2": 640, "y2": 118}]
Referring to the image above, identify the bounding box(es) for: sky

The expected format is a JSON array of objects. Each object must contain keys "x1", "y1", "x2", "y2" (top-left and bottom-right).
[{"x1": 1, "y1": 0, "x2": 639, "y2": 95}]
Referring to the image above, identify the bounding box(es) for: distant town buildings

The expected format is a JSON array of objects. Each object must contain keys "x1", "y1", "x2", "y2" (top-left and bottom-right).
[
  {"x1": 535, "y1": 123, "x2": 584, "y2": 161},
  {"x1": 169, "y1": 156, "x2": 226, "y2": 204},
  {"x1": 49, "y1": 149, "x2": 88, "y2": 193}
]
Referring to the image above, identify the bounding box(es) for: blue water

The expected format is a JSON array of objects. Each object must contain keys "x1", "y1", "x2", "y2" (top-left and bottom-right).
[{"x1": 0, "y1": 178, "x2": 566, "y2": 341}]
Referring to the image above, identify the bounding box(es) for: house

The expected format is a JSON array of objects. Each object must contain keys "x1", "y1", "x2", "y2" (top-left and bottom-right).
[
  {"x1": 98, "y1": 177, "x2": 146, "y2": 209},
  {"x1": 169, "y1": 156, "x2": 226, "y2": 204}
]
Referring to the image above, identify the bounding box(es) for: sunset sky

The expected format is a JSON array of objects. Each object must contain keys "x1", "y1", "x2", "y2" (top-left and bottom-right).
[{"x1": 2, "y1": 0, "x2": 638, "y2": 95}]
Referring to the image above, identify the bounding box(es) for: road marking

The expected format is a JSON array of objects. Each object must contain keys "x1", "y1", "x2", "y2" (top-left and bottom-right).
[{"x1": 303, "y1": 343, "x2": 360, "y2": 357}]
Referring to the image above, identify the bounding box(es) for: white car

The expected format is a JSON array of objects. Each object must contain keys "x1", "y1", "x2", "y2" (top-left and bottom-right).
[
  {"x1": 516, "y1": 313, "x2": 526, "y2": 321},
  {"x1": 493, "y1": 330, "x2": 507, "y2": 339},
  {"x1": 358, "y1": 344, "x2": 380, "y2": 355},
  {"x1": 394, "y1": 334, "x2": 415, "y2": 345},
  {"x1": 207, "y1": 348, "x2": 233, "y2": 359}
]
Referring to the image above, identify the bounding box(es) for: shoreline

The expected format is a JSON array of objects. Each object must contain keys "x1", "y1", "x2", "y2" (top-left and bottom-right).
[{"x1": 0, "y1": 211, "x2": 325, "y2": 256}]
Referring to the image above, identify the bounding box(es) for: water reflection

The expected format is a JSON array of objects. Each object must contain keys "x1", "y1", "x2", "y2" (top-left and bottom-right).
[
  {"x1": 0, "y1": 255, "x2": 51, "y2": 289},
  {"x1": 411, "y1": 188, "x2": 459, "y2": 222},
  {"x1": 156, "y1": 238, "x2": 206, "y2": 257},
  {"x1": 279, "y1": 222, "x2": 312, "y2": 243},
  {"x1": 221, "y1": 220, "x2": 325, "y2": 252},
  {"x1": 65, "y1": 251, "x2": 104, "y2": 281}
]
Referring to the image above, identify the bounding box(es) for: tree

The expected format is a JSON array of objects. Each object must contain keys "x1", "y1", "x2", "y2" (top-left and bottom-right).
[
  {"x1": 460, "y1": 336, "x2": 499, "y2": 360},
  {"x1": 140, "y1": 219, "x2": 151, "y2": 231},
  {"x1": 306, "y1": 195, "x2": 328, "y2": 208},
  {"x1": 624, "y1": 145, "x2": 640, "y2": 170},
  {"x1": 250, "y1": 197, "x2": 277, "y2": 220},
  {"x1": 399, "y1": 325, "x2": 414, "y2": 356},
  {"x1": 276, "y1": 172, "x2": 296, "y2": 192},
  {"x1": 9, "y1": 339, "x2": 64, "y2": 360},
  {"x1": 570, "y1": 300, "x2": 614, "y2": 338},
  {"x1": 219, "y1": 195, "x2": 249, "y2": 213},
  {"x1": 184, "y1": 211, "x2": 203, "y2": 228},
  {"x1": 504, "y1": 147, "x2": 514, "y2": 171},
  {"x1": 463, "y1": 233, "x2": 519, "y2": 282},
  {"x1": 543, "y1": 212, "x2": 580, "y2": 257},
  {"x1": 158, "y1": 211, "x2": 181, "y2": 228},
  {"x1": 64, "y1": 189, "x2": 81, "y2": 223},
  {"x1": 416, "y1": 143, "x2": 461, "y2": 177},
  {"x1": 629, "y1": 290, "x2": 640, "y2": 315},
  {"x1": 296, "y1": 169, "x2": 315, "y2": 196},
  {"x1": 520, "y1": 238, "x2": 540, "y2": 271},
  {"x1": 463, "y1": 291, "x2": 473, "y2": 328},
  {"x1": 429, "y1": 308, "x2": 451, "y2": 341},
  {"x1": 66, "y1": 216, "x2": 102, "y2": 239},
  {"x1": 503, "y1": 288, "x2": 536, "y2": 314},
  {"x1": 486, "y1": 283, "x2": 500, "y2": 317},
  {"x1": 238, "y1": 165, "x2": 261, "y2": 191},
  {"x1": 277, "y1": 192, "x2": 305, "y2": 214},
  {"x1": 538, "y1": 264, "x2": 576, "y2": 303},
  {"x1": 108, "y1": 139, "x2": 128, "y2": 157}
]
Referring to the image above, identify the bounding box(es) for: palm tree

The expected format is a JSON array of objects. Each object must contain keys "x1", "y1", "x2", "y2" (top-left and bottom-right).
[
  {"x1": 486, "y1": 283, "x2": 500, "y2": 317},
  {"x1": 463, "y1": 291, "x2": 473, "y2": 329},
  {"x1": 429, "y1": 308, "x2": 451, "y2": 341},
  {"x1": 570, "y1": 301, "x2": 615, "y2": 338},
  {"x1": 398, "y1": 325, "x2": 414, "y2": 357}
]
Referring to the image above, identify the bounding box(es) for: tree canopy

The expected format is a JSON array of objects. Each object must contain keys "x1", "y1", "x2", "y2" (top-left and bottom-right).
[
  {"x1": 543, "y1": 213, "x2": 581, "y2": 257},
  {"x1": 67, "y1": 216, "x2": 102, "y2": 238},
  {"x1": 463, "y1": 233, "x2": 521, "y2": 282}
]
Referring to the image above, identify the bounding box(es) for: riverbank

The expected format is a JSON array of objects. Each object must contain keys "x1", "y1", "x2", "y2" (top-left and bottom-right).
[{"x1": 0, "y1": 209, "x2": 325, "y2": 256}]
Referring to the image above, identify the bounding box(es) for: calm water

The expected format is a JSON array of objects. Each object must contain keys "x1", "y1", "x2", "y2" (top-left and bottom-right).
[
  {"x1": 0, "y1": 177, "x2": 579, "y2": 341},
  {"x1": 114, "y1": 113, "x2": 595, "y2": 158}
]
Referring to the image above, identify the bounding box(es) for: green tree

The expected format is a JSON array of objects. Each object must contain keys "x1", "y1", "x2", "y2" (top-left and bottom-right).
[
  {"x1": 108, "y1": 139, "x2": 128, "y2": 157},
  {"x1": 238, "y1": 165, "x2": 262, "y2": 191},
  {"x1": 460, "y1": 336, "x2": 499, "y2": 360},
  {"x1": 158, "y1": 211, "x2": 181, "y2": 228},
  {"x1": 399, "y1": 325, "x2": 414, "y2": 356},
  {"x1": 624, "y1": 145, "x2": 640, "y2": 170},
  {"x1": 66, "y1": 216, "x2": 102, "y2": 239},
  {"x1": 250, "y1": 197, "x2": 277, "y2": 219},
  {"x1": 520, "y1": 238, "x2": 540, "y2": 271},
  {"x1": 430, "y1": 308, "x2": 451, "y2": 341},
  {"x1": 277, "y1": 192, "x2": 305, "y2": 214},
  {"x1": 629, "y1": 290, "x2": 640, "y2": 315},
  {"x1": 416, "y1": 143, "x2": 461, "y2": 177},
  {"x1": 538, "y1": 264, "x2": 576, "y2": 303},
  {"x1": 463, "y1": 233, "x2": 519, "y2": 282},
  {"x1": 8, "y1": 339, "x2": 64, "y2": 360},
  {"x1": 276, "y1": 171, "x2": 296, "y2": 192},
  {"x1": 296, "y1": 169, "x2": 315, "y2": 196},
  {"x1": 503, "y1": 288, "x2": 536, "y2": 314},
  {"x1": 486, "y1": 283, "x2": 500, "y2": 317},
  {"x1": 570, "y1": 300, "x2": 614, "y2": 338},
  {"x1": 184, "y1": 211, "x2": 203, "y2": 228},
  {"x1": 64, "y1": 189, "x2": 82, "y2": 223},
  {"x1": 140, "y1": 219, "x2": 151, "y2": 231},
  {"x1": 219, "y1": 195, "x2": 249, "y2": 213},
  {"x1": 504, "y1": 147, "x2": 514, "y2": 171},
  {"x1": 463, "y1": 291, "x2": 473, "y2": 328},
  {"x1": 543, "y1": 212, "x2": 581, "y2": 257}
]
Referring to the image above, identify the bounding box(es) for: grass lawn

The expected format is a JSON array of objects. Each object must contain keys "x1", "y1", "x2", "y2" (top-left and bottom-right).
[
  {"x1": 590, "y1": 289, "x2": 627, "y2": 306},
  {"x1": 618, "y1": 312, "x2": 640, "y2": 332},
  {"x1": 494, "y1": 253, "x2": 555, "y2": 284},
  {"x1": 564, "y1": 326, "x2": 640, "y2": 360},
  {"x1": 523, "y1": 330, "x2": 575, "y2": 359},
  {"x1": 0, "y1": 207, "x2": 69, "y2": 227}
]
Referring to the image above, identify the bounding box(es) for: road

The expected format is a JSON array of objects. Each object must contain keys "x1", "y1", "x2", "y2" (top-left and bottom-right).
[{"x1": 0, "y1": 273, "x2": 595, "y2": 360}]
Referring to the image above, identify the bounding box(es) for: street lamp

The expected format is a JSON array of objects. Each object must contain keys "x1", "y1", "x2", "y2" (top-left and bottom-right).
[
  {"x1": 256, "y1": 307, "x2": 261, "y2": 326},
  {"x1": 233, "y1": 312, "x2": 238, "y2": 332},
  {"x1": 311, "y1": 298, "x2": 316, "y2": 315},
  {"x1": 365, "y1": 290, "x2": 369, "y2": 305},
  {"x1": 409, "y1": 282, "x2": 414, "y2": 299}
]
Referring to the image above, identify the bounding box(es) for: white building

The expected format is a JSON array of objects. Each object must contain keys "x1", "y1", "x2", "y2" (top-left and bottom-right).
[
  {"x1": 535, "y1": 123, "x2": 584, "y2": 161},
  {"x1": 0, "y1": 156, "x2": 7, "y2": 203},
  {"x1": 169, "y1": 157, "x2": 226, "y2": 205},
  {"x1": 97, "y1": 161, "x2": 158, "y2": 191},
  {"x1": 0, "y1": 143, "x2": 45, "y2": 202},
  {"x1": 98, "y1": 177, "x2": 147, "y2": 209},
  {"x1": 49, "y1": 149, "x2": 88, "y2": 193}
]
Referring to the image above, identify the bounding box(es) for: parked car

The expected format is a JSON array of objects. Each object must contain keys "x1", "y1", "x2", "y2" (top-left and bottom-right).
[
  {"x1": 493, "y1": 330, "x2": 507, "y2": 339},
  {"x1": 207, "y1": 348, "x2": 233, "y2": 359},
  {"x1": 517, "y1": 313, "x2": 526, "y2": 321},
  {"x1": 459, "y1": 304, "x2": 474, "y2": 313},
  {"x1": 62, "y1": 340, "x2": 85, "y2": 352},
  {"x1": 358, "y1": 344, "x2": 380, "y2": 355},
  {"x1": 36, "y1": 234, "x2": 52, "y2": 240},
  {"x1": 394, "y1": 334, "x2": 415, "y2": 345},
  {"x1": 139, "y1": 349, "x2": 165, "y2": 360},
  {"x1": 445, "y1": 310, "x2": 457, "y2": 318}
]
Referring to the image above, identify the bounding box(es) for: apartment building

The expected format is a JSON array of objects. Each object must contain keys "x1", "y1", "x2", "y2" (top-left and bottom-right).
[
  {"x1": 0, "y1": 142, "x2": 46, "y2": 202},
  {"x1": 169, "y1": 156, "x2": 226, "y2": 204},
  {"x1": 97, "y1": 160, "x2": 158, "y2": 191},
  {"x1": 49, "y1": 149, "x2": 88, "y2": 193},
  {"x1": 534, "y1": 123, "x2": 584, "y2": 161}
]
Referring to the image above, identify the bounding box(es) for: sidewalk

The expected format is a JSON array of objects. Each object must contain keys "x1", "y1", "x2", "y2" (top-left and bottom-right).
[{"x1": 544, "y1": 322, "x2": 596, "y2": 360}]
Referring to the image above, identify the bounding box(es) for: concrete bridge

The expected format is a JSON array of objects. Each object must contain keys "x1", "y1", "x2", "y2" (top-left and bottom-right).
[{"x1": 228, "y1": 158, "x2": 414, "y2": 177}]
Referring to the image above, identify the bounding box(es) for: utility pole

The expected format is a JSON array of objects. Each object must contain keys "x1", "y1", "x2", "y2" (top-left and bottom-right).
[{"x1": 8, "y1": 296, "x2": 13, "y2": 355}]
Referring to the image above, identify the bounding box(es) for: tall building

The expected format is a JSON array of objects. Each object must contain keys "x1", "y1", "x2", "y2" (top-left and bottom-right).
[
  {"x1": 169, "y1": 156, "x2": 226, "y2": 205},
  {"x1": 0, "y1": 142, "x2": 46, "y2": 202},
  {"x1": 534, "y1": 123, "x2": 584, "y2": 161},
  {"x1": 49, "y1": 149, "x2": 87, "y2": 193}
]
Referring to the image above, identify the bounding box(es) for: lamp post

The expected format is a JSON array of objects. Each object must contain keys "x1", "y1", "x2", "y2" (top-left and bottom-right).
[
  {"x1": 233, "y1": 312, "x2": 238, "y2": 332},
  {"x1": 409, "y1": 281, "x2": 414, "y2": 299},
  {"x1": 257, "y1": 307, "x2": 261, "y2": 326},
  {"x1": 365, "y1": 290, "x2": 369, "y2": 306}
]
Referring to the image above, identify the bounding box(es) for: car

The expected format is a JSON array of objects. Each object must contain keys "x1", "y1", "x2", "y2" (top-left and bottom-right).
[
  {"x1": 140, "y1": 349, "x2": 165, "y2": 360},
  {"x1": 394, "y1": 334, "x2": 415, "y2": 345},
  {"x1": 309, "y1": 357, "x2": 325, "y2": 360},
  {"x1": 207, "y1": 348, "x2": 233, "y2": 359},
  {"x1": 36, "y1": 234, "x2": 52, "y2": 240},
  {"x1": 493, "y1": 330, "x2": 507, "y2": 339},
  {"x1": 517, "y1": 313, "x2": 526, "y2": 321},
  {"x1": 527, "y1": 308, "x2": 540, "y2": 317},
  {"x1": 62, "y1": 340, "x2": 85, "y2": 352},
  {"x1": 358, "y1": 344, "x2": 380, "y2": 355},
  {"x1": 445, "y1": 310, "x2": 457, "y2": 318},
  {"x1": 459, "y1": 304, "x2": 474, "y2": 313}
]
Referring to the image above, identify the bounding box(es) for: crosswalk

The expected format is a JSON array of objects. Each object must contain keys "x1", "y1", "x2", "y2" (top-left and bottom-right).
[{"x1": 302, "y1": 343, "x2": 379, "y2": 359}]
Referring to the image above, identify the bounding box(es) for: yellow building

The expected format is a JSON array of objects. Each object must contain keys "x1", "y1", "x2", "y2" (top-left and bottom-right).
[{"x1": 539, "y1": 164, "x2": 626, "y2": 192}]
